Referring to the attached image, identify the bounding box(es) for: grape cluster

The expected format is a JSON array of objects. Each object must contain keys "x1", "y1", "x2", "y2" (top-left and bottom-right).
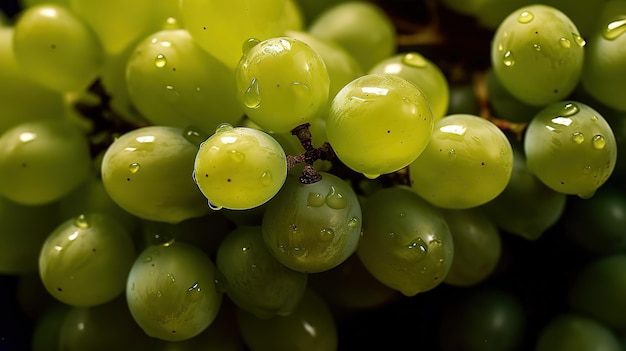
[{"x1": 1, "y1": 0, "x2": 626, "y2": 350}]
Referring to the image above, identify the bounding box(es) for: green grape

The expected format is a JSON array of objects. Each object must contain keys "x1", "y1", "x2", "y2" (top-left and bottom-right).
[
  {"x1": 58, "y1": 296, "x2": 157, "y2": 350},
  {"x1": 283, "y1": 0, "x2": 304, "y2": 31},
  {"x1": 447, "y1": 83, "x2": 481, "y2": 116},
  {"x1": 581, "y1": 1, "x2": 626, "y2": 112},
  {"x1": 285, "y1": 29, "x2": 363, "y2": 100},
  {"x1": 216, "y1": 226, "x2": 308, "y2": 319},
  {"x1": 357, "y1": 187, "x2": 454, "y2": 296},
  {"x1": 536, "y1": 314, "x2": 622, "y2": 351},
  {"x1": 126, "y1": 28, "x2": 243, "y2": 133},
  {"x1": 524, "y1": 101, "x2": 617, "y2": 198},
  {"x1": 479, "y1": 146, "x2": 567, "y2": 240},
  {"x1": 490, "y1": 4, "x2": 585, "y2": 106},
  {"x1": 12, "y1": 4, "x2": 103, "y2": 92},
  {"x1": 31, "y1": 303, "x2": 69, "y2": 351},
  {"x1": 126, "y1": 241, "x2": 223, "y2": 341},
  {"x1": 101, "y1": 125, "x2": 209, "y2": 223},
  {"x1": 39, "y1": 213, "x2": 136, "y2": 307},
  {"x1": 0, "y1": 119, "x2": 91, "y2": 205},
  {"x1": 369, "y1": 51, "x2": 450, "y2": 121},
  {"x1": 0, "y1": 196, "x2": 59, "y2": 274},
  {"x1": 19, "y1": 0, "x2": 70, "y2": 9},
  {"x1": 485, "y1": 69, "x2": 541, "y2": 123},
  {"x1": 409, "y1": 114, "x2": 514, "y2": 209},
  {"x1": 235, "y1": 36, "x2": 330, "y2": 133},
  {"x1": 236, "y1": 289, "x2": 338, "y2": 351},
  {"x1": 262, "y1": 172, "x2": 362, "y2": 273},
  {"x1": 293, "y1": 0, "x2": 360, "y2": 25},
  {"x1": 308, "y1": 1, "x2": 396, "y2": 71},
  {"x1": 326, "y1": 73, "x2": 433, "y2": 179},
  {"x1": 441, "y1": 208, "x2": 502, "y2": 287},
  {"x1": 568, "y1": 254, "x2": 626, "y2": 332},
  {"x1": 180, "y1": 0, "x2": 287, "y2": 70},
  {"x1": 193, "y1": 124, "x2": 287, "y2": 210}
]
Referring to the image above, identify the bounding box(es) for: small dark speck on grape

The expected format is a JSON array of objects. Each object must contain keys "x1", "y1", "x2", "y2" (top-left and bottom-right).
[
  {"x1": 127, "y1": 178, "x2": 131, "y2": 181},
  {"x1": 553, "y1": 89, "x2": 559, "y2": 93},
  {"x1": 172, "y1": 330, "x2": 176, "y2": 333},
  {"x1": 387, "y1": 130, "x2": 391, "y2": 133},
  {"x1": 92, "y1": 248, "x2": 96, "y2": 252},
  {"x1": 560, "y1": 181, "x2": 565, "y2": 184},
  {"x1": 21, "y1": 163, "x2": 27, "y2": 167},
  {"x1": 57, "y1": 287, "x2": 62, "y2": 292},
  {"x1": 51, "y1": 44, "x2": 56, "y2": 49},
  {"x1": 172, "y1": 67, "x2": 176, "y2": 71},
  {"x1": 481, "y1": 162, "x2": 485, "y2": 166},
  {"x1": 202, "y1": 26, "x2": 206, "y2": 30},
  {"x1": 227, "y1": 178, "x2": 231, "y2": 182},
  {"x1": 205, "y1": 174, "x2": 209, "y2": 178},
  {"x1": 151, "y1": 263, "x2": 155, "y2": 267}
]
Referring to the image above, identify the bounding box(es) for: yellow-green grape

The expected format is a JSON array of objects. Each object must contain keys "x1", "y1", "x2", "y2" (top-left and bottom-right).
[
  {"x1": 485, "y1": 68, "x2": 541, "y2": 123},
  {"x1": 283, "y1": 0, "x2": 304, "y2": 31},
  {"x1": 308, "y1": 1, "x2": 396, "y2": 71},
  {"x1": 262, "y1": 172, "x2": 362, "y2": 273},
  {"x1": 327, "y1": 73, "x2": 434, "y2": 179},
  {"x1": 39, "y1": 213, "x2": 136, "y2": 307},
  {"x1": 101, "y1": 126, "x2": 210, "y2": 223},
  {"x1": 536, "y1": 314, "x2": 623, "y2": 351},
  {"x1": 409, "y1": 114, "x2": 514, "y2": 209},
  {"x1": 126, "y1": 29, "x2": 243, "y2": 133},
  {"x1": 369, "y1": 51, "x2": 450, "y2": 121},
  {"x1": 216, "y1": 226, "x2": 308, "y2": 319},
  {"x1": 126, "y1": 241, "x2": 223, "y2": 341},
  {"x1": 12, "y1": 4, "x2": 103, "y2": 92},
  {"x1": 193, "y1": 124, "x2": 287, "y2": 210},
  {"x1": 524, "y1": 101, "x2": 617, "y2": 198},
  {"x1": 357, "y1": 187, "x2": 454, "y2": 296},
  {"x1": 236, "y1": 290, "x2": 338, "y2": 351},
  {"x1": 235, "y1": 36, "x2": 330, "y2": 133},
  {"x1": 19, "y1": 0, "x2": 70, "y2": 9},
  {"x1": 0, "y1": 119, "x2": 91, "y2": 205},
  {"x1": 581, "y1": 1, "x2": 626, "y2": 112},
  {"x1": 180, "y1": 0, "x2": 287, "y2": 70},
  {"x1": 490, "y1": 4, "x2": 585, "y2": 106}
]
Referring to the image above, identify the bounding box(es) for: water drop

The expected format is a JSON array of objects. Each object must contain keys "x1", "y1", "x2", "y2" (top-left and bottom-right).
[
  {"x1": 559, "y1": 37, "x2": 571, "y2": 48},
  {"x1": 243, "y1": 77, "x2": 261, "y2": 109},
  {"x1": 559, "y1": 102, "x2": 579, "y2": 117},
  {"x1": 229, "y1": 149, "x2": 245, "y2": 162},
  {"x1": 208, "y1": 200, "x2": 223, "y2": 211},
  {"x1": 532, "y1": 43, "x2": 542, "y2": 51},
  {"x1": 603, "y1": 17, "x2": 626, "y2": 40},
  {"x1": 319, "y1": 228, "x2": 335, "y2": 241},
  {"x1": 129, "y1": 162, "x2": 141, "y2": 174},
  {"x1": 307, "y1": 192, "x2": 325, "y2": 207},
  {"x1": 326, "y1": 185, "x2": 348, "y2": 209},
  {"x1": 291, "y1": 247, "x2": 309, "y2": 258},
  {"x1": 591, "y1": 115, "x2": 598, "y2": 122},
  {"x1": 429, "y1": 239, "x2": 443, "y2": 247},
  {"x1": 583, "y1": 165, "x2": 592, "y2": 174},
  {"x1": 156, "y1": 290, "x2": 162, "y2": 298},
  {"x1": 571, "y1": 132, "x2": 585, "y2": 144},
  {"x1": 165, "y1": 85, "x2": 179, "y2": 102},
  {"x1": 185, "y1": 282, "x2": 202, "y2": 302},
  {"x1": 291, "y1": 81, "x2": 310, "y2": 99},
  {"x1": 143, "y1": 256, "x2": 152, "y2": 263},
  {"x1": 155, "y1": 54, "x2": 167, "y2": 68},
  {"x1": 242, "y1": 38, "x2": 261, "y2": 54},
  {"x1": 407, "y1": 237, "x2": 428, "y2": 261},
  {"x1": 448, "y1": 149, "x2": 457, "y2": 159},
  {"x1": 166, "y1": 273, "x2": 176, "y2": 285},
  {"x1": 592, "y1": 134, "x2": 606, "y2": 149},
  {"x1": 289, "y1": 224, "x2": 298, "y2": 235},
  {"x1": 503, "y1": 51, "x2": 515, "y2": 67},
  {"x1": 215, "y1": 123, "x2": 233, "y2": 134},
  {"x1": 572, "y1": 33, "x2": 586, "y2": 47},
  {"x1": 402, "y1": 52, "x2": 427, "y2": 68},
  {"x1": 183, "y1": 126, "x2": 207, "y2": 146},
  {"x1": 347, "y1": 217, "x2": 360, "y2": 228},
  {"x1": 517, "y1": 11, "x2": 534, "y2": 24},
  {"x1": 578, "y1": 191, "x2": 596, "y2": 199},
  {"x1": 260, "y1": 171, "x2": 273, "y2": 186},
  {"x1": 74, "y1": 214, "x2": 90, "y2": 229},
  {"x1": 363, "y1": 173, "x2": 380, "y2": 179}
]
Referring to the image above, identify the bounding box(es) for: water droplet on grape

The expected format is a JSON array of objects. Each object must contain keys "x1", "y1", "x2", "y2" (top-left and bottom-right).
[
  {"x1": 243, "y1": 77, "x2": 261, "y2": 109},
  {"x1": 185, "y1": 282, "x2": 203, "y2": 302},
  {"x1": 319, "y1": 227, "x2": 335, "y2": 241},
  {"x1": 348, "y1": 217, "x2": 360, "y2": 228},
  {"x1": 571, "y1": 132, "x2": 585, "y2": 144},
  {"x1": 128, "y1": 162, "x2": 141, "y2": 174},
  {"x1": 229, "y1": 149, "x2": 245, "y2": 162},
  {"x1": 603, "y1": 17, "x2": 626, "y2": 40},
  {"x1": 291, "y1": 81, "x2": 310, "y2": 99},
  {"x1": 572, "y1": 33, "x2": 586, "y2": 47},
  {"x1": 208, "y1": 200, "x2": 222, "y2": 211},
  {"x1": 406, "y1": 237, "x2": 428, "y2": 262},
  {"x1": 74, "y1": 214, "x2": 90, "y2": 229},
  {"x1": 215, "y1": 123, "x2": 233, "y2": 134},
  {"x1": 532, "y1": 43, "x2": 541, "y2": 51},
  {"x1": 559, "y1": 37, "x2": 571, "y2": 48},
  {"x1": 503, "y1": 51, "x2": 515, "y2": 67},
  {"x1": 578, "y1": 191, "x2": 595, "y2": 199},
  {"x1": 183, "y1": 126, "x2": 207, "y2": 146},
  {"x1": 156, "y1": 290, "x2": 162, "y2": 298},
  {"x1": 155, "y1": 54, "x2": 167, "y2": 68},
  {"x1": 402, "y1": 52, "x2": 427, "y2": 68},
  {"x1": 363, "y1": 173, "x2": 380, "y2": 179},
  {"x1": 517, "y1": 11, "x2": 534, "y2": 24},
  {"x1": 326, "y1": 185, "x2": 347, "y2": 209},
  {"x1": 583, "y1": 165, "x2": 592, "y2": 174},
  {"x1": 591, "y1": 115, "x2": 598, "y2": 122},
  {"x1": 165, "y1": 85, "x2": 179, "y2": 102},
  {"x1": 429, "y1": 239, "x2": 443, "y2": 247},
  {"x1": 291, "y1": 247, "x2": 309, "y2": 258},
  {"x1": 307, "y1": 192, "x2": 325, "y2": 207},
  {"x1": 242, "y1": 38, "x2": 261, "y2": 54},
  {"x1": 559, "y1": 102, "x2": 579, "y2": 117},
  {"x1": 260, "y1": 171, "x2": 273, "y2": 186},
  {"x1": 592, "y1": 134, "x2": 606, "y2": 149},
  {"x1": 448, "y1": 149, "x2": 457, "y2": 159},
  {"x1": 143, "y1": 256, "x2": 152, "y2": 263},
  {"x1": 166, "y1": 273, "x2": 176, "y2": 285}
]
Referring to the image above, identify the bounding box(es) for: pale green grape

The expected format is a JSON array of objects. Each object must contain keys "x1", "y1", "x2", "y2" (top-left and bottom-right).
[
  {"x1": 180, "y1": 0, "x2": 287, "y2": 70},
  {"x1": 524, "y1": 101, "x2": 617, "y2": 198},
  {"x1": 490, "y1": 4, "x2": 585, "y2": 106},
  {"x1": 39, "y1": 213, "x2": 136, "y2": 307},
  {"x1": 12, "y1": 4, "x2": 103, "y2": 92},
  {"x1": 369, "y1": 51, "x2": 450, "y2": 121},
  {"x1": 308, "y1": 1, "x2": 396, "y2": 71},
  {"x1": 0, "y1": 119, "x2": 91, "y2": 205},
  {"x1": 262, "y1": 172, "x2": 362, "y2": 273},
  {"x1": 409, "y1": 114, "x2": 514, "y2": 209},
  {"x1": 485, "y1": 68, "x2": 541, "y2": 123},
  {"x1": 283, "y1": 0, "x2": 304, "y2": 31},
  {"x1": 216, "y1": 226, "x2": 308, "y2": 319},
  {"x1": 126, "y1": 28, "x2": 243, "y2": 133},
  {"x1": 581, "y1": 1, "x2": 626, "y2": 112},
  {"x1": 235, "y1": 36, "x2": 330, "y2": 133},
  {"x1": 101, "y1": 125, "x2": 209, "y2": 223},
  {"x1": 126, "y1": 241, "x2": 222, "y2": 341},
  {"x1": 536, "y1": 314, "x2": 622, "y2": 351},
  {"x1": 193, "y1": 124, "x2": 287, "y2": 210},
  {"x1": 326, "y1": 73, "x2": 433, "y2": 179}
]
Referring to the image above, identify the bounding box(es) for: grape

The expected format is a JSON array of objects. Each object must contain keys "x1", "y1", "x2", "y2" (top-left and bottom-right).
[
  {"x1": 216, "y1": 226, "x2": 308, "y2": 319},
  {"x1": 31, "y1": 303, "x2": 69, "y2": 351},
  {"x1": 357, "y1": 187, "x2": 454, "y2": 296},
  {"x1": 39, "y1": 213, "x2": 136, "y2": 307},
  {"x1": 262, "y1": 172, "x2": 362, "y2": 273},
  {"x1": 235, "y1": 36, "x2": 330, "y2": 133},
  {"x1": 126, "y1": 241, "x2": 222, "y2": 341},
  {"x1": 125, "y1": 28, "x2": 243, "y2": 133},
  {"x1": 193, "y1": 124, "x2": 287, "y2": 210},
  {"x1": 409, "y1": 114, "x2": 514, "y2": 209},
  {"x1": 180, "y1": 0, "x2": 287, "y2": 70},
  {"x1": 485, "y1": 69, "x2": 541, "y2": 123},
  {"x1": 535, "y1": 314, "x2": 622, "y2": 351},
  {"x1": 523, "y1": 101, "x2": 617, "y2": 198},
  {"x1": 369, "y1": 51, "x2": 450, "y2": 121},
  {"x1": 0, "y1": 119, "x2": 91, "y2": 205},
  {"x1": 12, "y1": 4, "x2": 103, "y2": 92},
  {"x1": 101, "y1": 125, "x2": 209, "y2": 223},
  {"x1": 490, "y1": 4, "x2": 585, "y2": 106},
  {"x1": 283, "y1": 0, "x2": 304, "y2": 31},
  {"x1": 326, "y1": 73, "x2": 434, "y2": 179}
]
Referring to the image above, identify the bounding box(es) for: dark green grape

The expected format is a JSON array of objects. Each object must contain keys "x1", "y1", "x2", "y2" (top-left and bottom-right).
[
  {"x1": 31, "y1": 303, "x2": 69, "y2": 351},
  {"x1": 536, "y1": 313, "x2": 622, "y2": 351}
]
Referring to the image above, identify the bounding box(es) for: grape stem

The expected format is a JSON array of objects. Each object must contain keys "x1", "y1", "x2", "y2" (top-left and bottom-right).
[{"x1": 287, "y1": 123, "x2": 336, "y2": 184}]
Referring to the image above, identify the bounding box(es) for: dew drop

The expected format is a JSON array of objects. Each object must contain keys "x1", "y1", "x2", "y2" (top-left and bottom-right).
[
  {"x1": 559, "y1": 37, "x2": 571, "y2": 48},
  {"x1": 583, "y1": 164, "x2": 592, "y2": 174},
  {"x1": 429, "y1": 239, "x2": 443, "y2": 247},
  {"x1": 572, "y1": 33, "x2": 586, "y2": 47},
  {"x1": 260, "y1": 171, "x2": 273, "y2": 186},
  {"x1": 571, "y1": 132, "x2": 585, "y2": 144},
  {"x1": 74, "y1": 214, "x2": 90, "y2": 229},
  {"x1": 559, "y1": 102, "x2": 579, "y2": 117},
  {"x1": 215, "y1": 123, "x2": 233, "y2": 134},
  {"x1": 448, "y1": 149, "x2": 457, "y2": 159},
  {"x1": 307, "y1": 192, "x2": 325, "y2": 207},
  {"x1": 532, "y1": 43, "x2": 542, "y2": 51},
  {"x1": 186, "y1": 282, "x2": 203, "y2": 303},
  {"x1": 291, "y1": 247, "x2": 309, "y2": 258},
  {"x1": 143, "y1": 256, "x2": 152, "y2": 263},
  {"x1": 156, "y1": 290, "x2": 162, "y2": 298},
  {"x1": 165, "y1": 85, "x2": 179, "y2": 102},
  {"x1": 183, "y1": 126, "x2": 207, "y2": 146},
  {"x1": 229, "y1": 149, "x2": 245, "y2": 162},
  {"x1": 592, "y1": 134, "x2": 606, "y2": 149},
  {"x1": 363, "y1": 173, "x2": 380, "y2": 179},
  {"x1": 503, "y1": 51, "x2": 515, "y2": 67},
  {"x1": 347, "y1": 217, "x2": 360, "y2": 228},
  {"x1": 155, "y1": 54, "x2": 167, "y2": 68},
  {"x1": 591, "y1": 115, "x2": 598, "y2": 122},
  {"x1": 326, "y1": 185, "x2": 348, "y2": 209},
  {"x1": 319, "y1": 227, "x2": 335, "y2": 241},
  {"x1": 243, "y1": 77, "x2": 261, "y2": 109},
  {"x1": 208, "y1": 200, "x2": 223, "y2": 211},
  {"x1": 402, "y1": 52, "x2": 428, "y2": 68},
  {"x1": 166, "y1": 273, "x2": 176, "y2": 285},
  {"x1": 129, "y1": 162, "x2": 141, "y2": 174},
  {"x1": 242, "y1": 38, "x2": 261, "y2": 54},
  {"x1": 603, "y1": 17, "x2": 626, "y2": 40},
  {"x1": 517, "y1": 11, "x2": 534, "y2": 24},
  {"x1": 291, "y1": 81, "x2": 310, "y2": 99}
]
